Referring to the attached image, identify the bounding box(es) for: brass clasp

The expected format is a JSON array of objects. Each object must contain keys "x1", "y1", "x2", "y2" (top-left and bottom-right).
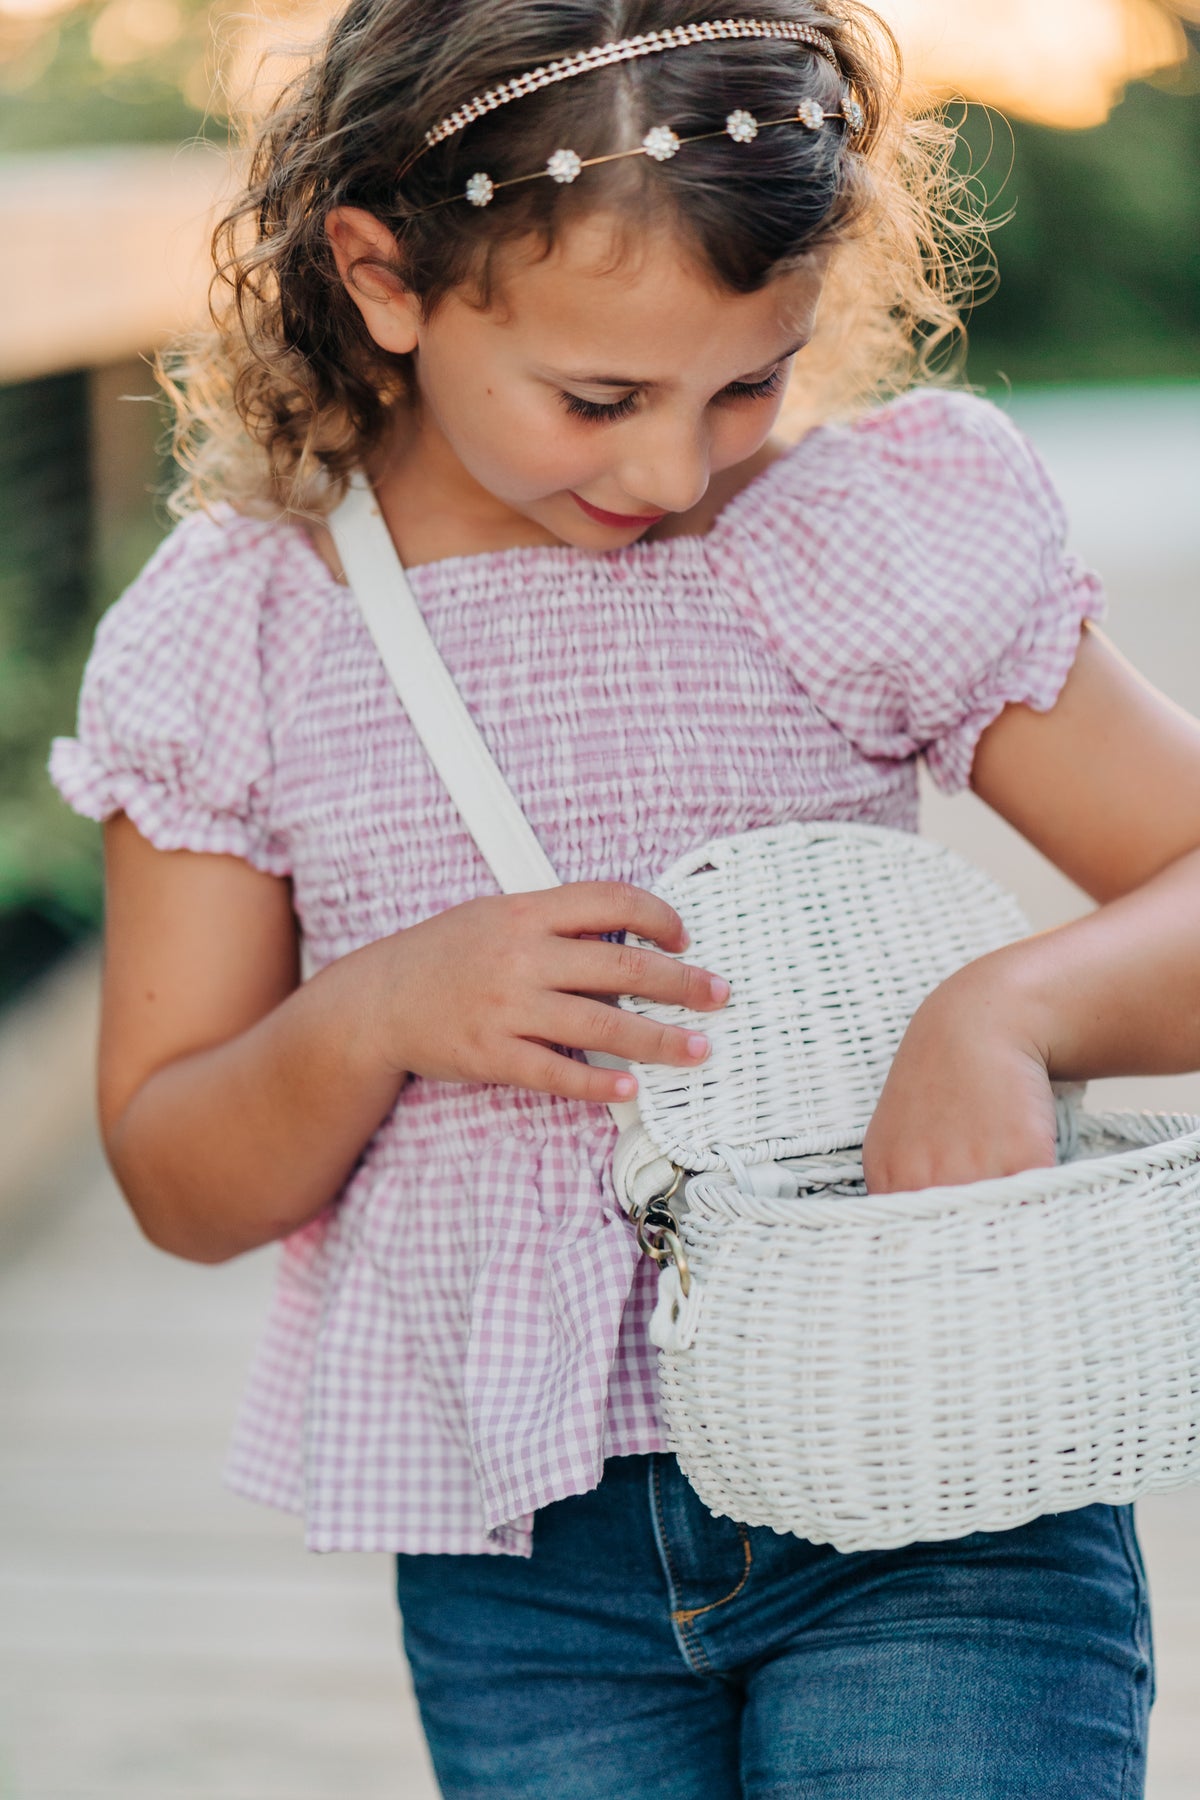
[{"x1": 632, "y1": 1184, "x2": 692, "y2": 1297}]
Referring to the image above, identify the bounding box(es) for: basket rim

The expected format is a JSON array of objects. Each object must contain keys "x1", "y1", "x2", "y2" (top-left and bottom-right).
[{"x1": 681, "y1": 1108, "x2": 1200, "y2": 1225}]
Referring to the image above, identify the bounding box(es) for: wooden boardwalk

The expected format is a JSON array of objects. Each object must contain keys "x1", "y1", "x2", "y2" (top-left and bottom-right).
[{"x1": 0, "y1": 1155, "x2": 439, "y2": 1800}]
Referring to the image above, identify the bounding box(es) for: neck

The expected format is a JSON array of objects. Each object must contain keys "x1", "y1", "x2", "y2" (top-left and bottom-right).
[{"x1": 368, "y1": 400, "x2": 564, "y2": 565}]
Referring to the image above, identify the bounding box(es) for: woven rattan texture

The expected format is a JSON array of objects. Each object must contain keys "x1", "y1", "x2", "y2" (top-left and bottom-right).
[
  {"x1": 619, "y1": 823, "x2": 1031, "y2": 1168},
  {"x1": 653, "y1": 1110, "x2": 1200, "y2": 1550}
]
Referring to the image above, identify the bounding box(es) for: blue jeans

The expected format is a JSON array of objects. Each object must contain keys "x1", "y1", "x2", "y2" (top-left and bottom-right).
[{"x1": 394, "y1": 1452, "x2": 1153, "y2": 1798}]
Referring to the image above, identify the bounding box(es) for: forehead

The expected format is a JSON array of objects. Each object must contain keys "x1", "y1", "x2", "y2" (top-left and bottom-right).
[{"x1": 467, "y1": 211, "x2": 825, "y2": 369}]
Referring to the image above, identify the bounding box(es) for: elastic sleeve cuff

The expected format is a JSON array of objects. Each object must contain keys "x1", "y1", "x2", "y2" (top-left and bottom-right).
[
  {"x1": 48, "y1": 736, "x2": 291, "y2": 876},
  {"x1": 922, "y1": 562, "x2": 1107, "y2": 795}
]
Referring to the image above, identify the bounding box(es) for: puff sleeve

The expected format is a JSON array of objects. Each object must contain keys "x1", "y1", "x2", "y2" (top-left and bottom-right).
[
  {"x1": 732, "y1": 389, "x2": 1107, "y2": 794},
  {"x1": 49, "y1": 508, "x2": 309, "y2": 874}
]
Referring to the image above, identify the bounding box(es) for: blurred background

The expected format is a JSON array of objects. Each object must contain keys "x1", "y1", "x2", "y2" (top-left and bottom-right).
[{"x1": 0, "y1": 2, "x2": 1198, "y2": 1796}]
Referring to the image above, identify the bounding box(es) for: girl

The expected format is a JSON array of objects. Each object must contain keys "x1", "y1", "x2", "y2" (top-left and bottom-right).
[{"x1": 50, "y1": 1, "x2": 1197, "y2": 1792}]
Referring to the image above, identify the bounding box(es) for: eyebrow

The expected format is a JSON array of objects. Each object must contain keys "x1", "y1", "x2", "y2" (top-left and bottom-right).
[{"x1": 544, "y1": 339, "x2": 808, "y2": 388}]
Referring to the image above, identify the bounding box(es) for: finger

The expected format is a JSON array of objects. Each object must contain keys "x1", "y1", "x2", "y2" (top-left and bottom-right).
[
  {"x1": 503, "y1": 1040, "x2": 640, "y2": 1105},
  {"x1": 548, "y1": 938, "x2": 730, "y2": 1011},
  {"x1": 541, "y1": 881, "x2": 691, "y2": 953},
  {"x1": 535, "y1": 995, "x2": 713, "y2": 1069}
]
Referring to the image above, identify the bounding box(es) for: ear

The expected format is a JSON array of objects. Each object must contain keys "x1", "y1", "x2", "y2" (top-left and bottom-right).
[{"x1": 325, "y1": 206, "x2": 421, "y2": 355}]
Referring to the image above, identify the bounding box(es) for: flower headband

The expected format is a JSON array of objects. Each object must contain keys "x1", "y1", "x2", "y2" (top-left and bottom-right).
[{"x1": 397, "y1": 17, "x2": 865, "y2": 215}]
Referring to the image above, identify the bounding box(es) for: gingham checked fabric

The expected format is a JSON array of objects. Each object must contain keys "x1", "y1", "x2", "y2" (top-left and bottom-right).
[{"x1": 50, "y1": 389, "x2": 1105, "y2": 1554}]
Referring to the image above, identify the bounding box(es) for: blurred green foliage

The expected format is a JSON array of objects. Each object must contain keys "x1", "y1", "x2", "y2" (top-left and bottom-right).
[
  {"x1": 0, "y1": 366, "x2": 170, "y2": 1004},
  {"x1": 0, "y1": 0, "x2": 226, "y2": 152},
  {"x1": 961, "y1": 62, "x2": 1200, "y2": 386},
  {"x1": 0, "y1": 375, "x2": 99, "y2": 1002},
  {"x1": 0, "y1": 4, "x2": 1197, "y2": 1002}
]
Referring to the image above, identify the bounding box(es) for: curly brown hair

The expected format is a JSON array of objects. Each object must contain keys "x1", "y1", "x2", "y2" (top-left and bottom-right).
[{"x1": 161, "y1": 0, "x2": 994, "y2": 517}]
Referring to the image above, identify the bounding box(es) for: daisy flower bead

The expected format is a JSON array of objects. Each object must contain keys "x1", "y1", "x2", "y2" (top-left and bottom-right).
[
  {"x1": 725, "y1": 109, "x2": 758, "y2": 143},
  {"x1": 641, "y1": 125, "x2": 680, "y2": 161},
  {"x1": 465, "y1": 172, "x2": 495, "y2": 206},
  {"x1": 546, "y1": 148, "x2": 583, "y2": 183}
]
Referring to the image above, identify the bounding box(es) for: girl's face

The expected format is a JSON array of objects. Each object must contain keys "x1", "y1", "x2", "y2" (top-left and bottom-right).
[{"x1": 330, "y1": 207, "x2": 828, "y2": 549}]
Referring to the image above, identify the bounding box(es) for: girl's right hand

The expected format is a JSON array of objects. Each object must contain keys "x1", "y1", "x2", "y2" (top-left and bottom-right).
[{"x1": 369, "y1": 881, "x2": 730, "y2": 1105}]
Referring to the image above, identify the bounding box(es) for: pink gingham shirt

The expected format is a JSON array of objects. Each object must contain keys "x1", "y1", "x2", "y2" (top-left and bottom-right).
[{"x1": 51, "y1": 390, "x2": 1104, "y2": 1555}]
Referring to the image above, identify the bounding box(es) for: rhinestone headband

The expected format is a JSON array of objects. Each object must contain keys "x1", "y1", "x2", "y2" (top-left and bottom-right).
[{"x1": 398, "y1": 17, "x2": 865, "y2": 214}]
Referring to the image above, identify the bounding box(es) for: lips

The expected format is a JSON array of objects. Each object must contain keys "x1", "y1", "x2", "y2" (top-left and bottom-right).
[{"x1": 569, "y1": 492, "x2": 667, "y2": 528}]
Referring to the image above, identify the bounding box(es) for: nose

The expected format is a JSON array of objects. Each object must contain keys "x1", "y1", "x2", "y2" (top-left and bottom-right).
[{"x1": 616, "y1": 416, "x2": 710, "y2": 518}]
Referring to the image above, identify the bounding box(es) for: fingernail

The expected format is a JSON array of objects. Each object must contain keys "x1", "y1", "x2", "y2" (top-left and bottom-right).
[
  {"x1": 709, "y1": 977, "x2": 730, "y2": 1003},
  {"x1": 679, "y1": 927, "x2": 692, "y2": 950},
  {"x1": 687, "y1": 1034, "x2": 710, "y2": 1060},
  {"x1": 614, "y1": 1075, "x2": 638, "y2": 1097}
]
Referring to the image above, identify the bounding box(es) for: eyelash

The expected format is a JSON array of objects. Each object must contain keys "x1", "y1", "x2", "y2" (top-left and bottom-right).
[{"x1": 559, "y1": 366, "x2": 787, "y2": 424}]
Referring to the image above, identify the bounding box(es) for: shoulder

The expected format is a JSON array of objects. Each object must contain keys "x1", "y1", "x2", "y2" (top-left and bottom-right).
[
  {"x1": 842, "y1": 385, "x2": 1034, "y2": 455},
  {"x1": 725, "y1": 389, "x2": 1105, "y2": 792},
  {"x1": 50, "y1": 507, "x2": 335, "y2": 867},
  {"x1": 844, "y1": 387, "x2": 1069, "y2": 535},
  {"x1": 93, "y1": 505, "x2": 327, "y2": 668},
  {"x1": 87, "y1": 505, "x2": 336, "y2": 760},
  {"x1": 732, "y1": 387, "x2": 1079, "y2": 627},
  {"x1": 773, "y1": 387, "x2": 1064, "y2": 539}
]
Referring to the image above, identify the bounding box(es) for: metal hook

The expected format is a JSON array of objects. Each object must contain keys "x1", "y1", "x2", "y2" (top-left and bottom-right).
[{"x1": 634, "y1": 1196, "x2": 692, "y2": 1296}]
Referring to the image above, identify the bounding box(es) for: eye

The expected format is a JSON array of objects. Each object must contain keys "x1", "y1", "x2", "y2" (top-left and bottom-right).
[
  {"x1": 721, "y1": 367, "x2": 787, "y2": 403},
  {"x1": 559, "y1": 390, "x2": 640, "y2": 423},
  {"x1": 557, "y1": 364, "x2": 788, "y2": 425}
]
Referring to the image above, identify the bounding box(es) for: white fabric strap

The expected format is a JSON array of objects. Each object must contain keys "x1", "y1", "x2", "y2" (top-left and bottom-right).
[
  {"x1": 329, "y1": 474, "x2": 561, "y2": 894},
  {"x1": 327, "y1": 473, "x2": 645, "y2": 1142}
]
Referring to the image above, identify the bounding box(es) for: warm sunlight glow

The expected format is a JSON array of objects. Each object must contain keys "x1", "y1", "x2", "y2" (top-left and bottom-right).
[
  {"x1": 3, "y1": 0, "x2": 1190, "y2": 130},
  {"x1": 90, "y1": 0, "x2": 183, "y2": 68},
  {"x1": 213, "y1": 0, "x2": 1200, "y2": 128},
  {"x1": 220, "y1": 0, "x2": 337, "y2": 117},
  {"x1": 0, "y1": 0, "x2": 71, "y2": 17},
  {"x1": 888, "y1": 0, "x2": 1195, "y2": 126}
]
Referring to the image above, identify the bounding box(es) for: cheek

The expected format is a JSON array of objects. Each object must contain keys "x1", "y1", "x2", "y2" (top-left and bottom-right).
[
  {"x1": 454, "y1": 387, "x2": 608, "y2": 496},
  {"x1": 710, "y1": 396, "x2": 785, "y2": 466}
]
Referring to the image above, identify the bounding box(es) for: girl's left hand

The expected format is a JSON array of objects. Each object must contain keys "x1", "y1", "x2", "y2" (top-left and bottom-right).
[{"x1": 862, "y1": 959, "x2": 1060, "y2": 1194}]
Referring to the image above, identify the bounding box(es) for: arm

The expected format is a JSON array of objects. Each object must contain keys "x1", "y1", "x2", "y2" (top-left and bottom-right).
[
  {"x1": 970, "y1": 623, "x2": 1200, "y2": 1079},
  {"x1": 864, "y1": 623, "x2": 1200, "y2": 1191},
  {"x1": 100, "y1": 814, "x2": 404, "y2": 1264},
  {"x1": 100, "y1": 815, "x2": 729, "y2": 1265}
]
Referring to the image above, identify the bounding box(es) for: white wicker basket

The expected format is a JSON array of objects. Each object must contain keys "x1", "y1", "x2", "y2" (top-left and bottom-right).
[{"x1": 618, "y1": 822, "x2": 1200, "y2": 1551}]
